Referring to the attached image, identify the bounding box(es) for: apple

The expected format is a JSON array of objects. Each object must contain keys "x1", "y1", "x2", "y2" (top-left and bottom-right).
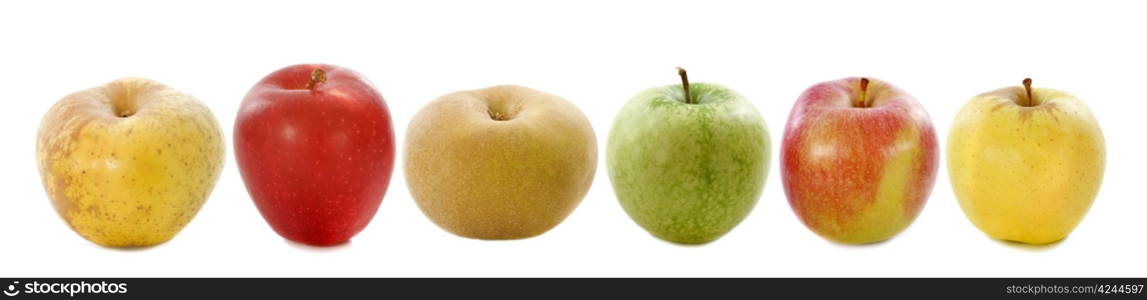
[
  {"x1": 607, "y1": 68, "x2": 770, "y2": 244},
  {"x1": 781, "y1": 77, "x2": 938, "y2": 244},
  {"x1": 405, "y1": 85, "x2": 596, "y2": 240},
  {"x1": 948, "y1": 79, "x2": 1105, "y2": 245},
  {"x1": 235, "y1": 64, "x2": 395, "y2": 246},
  {"x1": 36, "y1": 78, "x2": 225, "y2": 247}
]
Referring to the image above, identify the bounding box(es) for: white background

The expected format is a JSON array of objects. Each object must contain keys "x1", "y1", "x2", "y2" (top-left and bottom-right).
[{"x1": 1, "y1": 0, "x2": 1144, "y2": 277}]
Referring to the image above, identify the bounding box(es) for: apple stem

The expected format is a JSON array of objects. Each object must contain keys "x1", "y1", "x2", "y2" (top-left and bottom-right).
[
  {"x1": 1022, "y1": 78, "x2": 1034, "y2": 107},
  {"x1": 488, "y1": 110, "x2": 506, "y2": 121},
  {"x1": 677, "y1": 67, "x2": 693, "y2": 104},
  {"x1": 858, "y1": 77, "x2": 870, "y2": 108},
  {"x1": 305, "y1": 68, "x2": 327, "y2": 90}
]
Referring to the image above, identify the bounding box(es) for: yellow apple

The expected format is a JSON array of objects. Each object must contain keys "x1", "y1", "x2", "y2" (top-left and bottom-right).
[
  {"x1": 405, "y1": 85, "x2": 597, "y2": 240},
  {"x1": 36, "y1": 78, "x2": 225, "y2": 247},
  {"x1": 948, "y1": 79, "x2": 1105, "y2": 245}
]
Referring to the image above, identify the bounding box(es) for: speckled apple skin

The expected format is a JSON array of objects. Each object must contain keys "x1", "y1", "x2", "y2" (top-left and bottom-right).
[
  {"x1": 948, "y1": 86, "x2": 1105, "y2": 245},
  {"x1": 608, "y1": 83, "x2": 770, "y2": 245},
  {"x1": 36, "y1": 78, "x2": 224, "y2": 247}
]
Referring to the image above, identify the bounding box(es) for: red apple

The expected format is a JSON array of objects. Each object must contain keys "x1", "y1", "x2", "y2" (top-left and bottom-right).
[
  {"x1": 781, "y1": 77, "x2": 938, "y2": 244},
  {"x1": 235, "y1": 64, "x2": 395, "y2": 246}
]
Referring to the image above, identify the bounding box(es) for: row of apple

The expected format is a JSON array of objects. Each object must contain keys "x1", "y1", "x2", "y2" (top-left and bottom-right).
[{"x1": 35, "y1": 64, "x2": 1105, "y2": 248}]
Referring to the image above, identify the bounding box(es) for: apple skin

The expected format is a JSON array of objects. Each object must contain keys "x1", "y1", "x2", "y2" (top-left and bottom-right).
[
  {"x1": 36, "y1": 78, "x2": 225, "y2": 247},
  {"x1": 235, "y1": 64, "x2": 395, "y2": 246},
  {"x1": 781, "y1": 77, "x2": 938, "y2": 244},
  {"x1": 948, "y1": 83, "x2": 1105, "y2": 245},
  {"x1": 405, "y1": 85, "x2": 596, "y2": 240},
  {"x1": 607, "y1": 82, "x2": 770, "y2": 244}
]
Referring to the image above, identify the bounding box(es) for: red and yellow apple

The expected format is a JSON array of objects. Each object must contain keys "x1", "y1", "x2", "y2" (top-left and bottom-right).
[{"x1": 781, "y1": 77, "x2": 938, "y2": 244}]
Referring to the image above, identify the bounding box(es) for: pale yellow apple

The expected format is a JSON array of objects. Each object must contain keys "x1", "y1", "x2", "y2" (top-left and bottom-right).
[
  {"x1": 948, "y1": 80, "x2": 1105, "y2": 245},
  {"x1": 405, "y1": 85, "x2": 596, "y2": 240},
  {"x1": 36, "y1": 78, "x2": 225, "y2": 247}
]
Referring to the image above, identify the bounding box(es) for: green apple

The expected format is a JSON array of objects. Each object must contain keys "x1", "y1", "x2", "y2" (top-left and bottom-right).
[
  {"x1": 607, "y1": 68, "x2": 770, "y2": 244},
  {"x1": 948, "y1": 78, "x2": 1105, "y2": 244}
]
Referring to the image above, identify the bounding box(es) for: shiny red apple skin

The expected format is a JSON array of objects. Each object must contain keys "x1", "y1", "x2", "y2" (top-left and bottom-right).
[{"x1": 235, "y1": 64, "x2": 395, "y2": 246}]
